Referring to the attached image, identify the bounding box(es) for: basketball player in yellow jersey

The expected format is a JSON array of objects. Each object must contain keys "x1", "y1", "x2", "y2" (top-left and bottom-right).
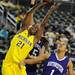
[
  {"x1": 2, "y1": 22, "x2": 44, "y2": 75},
  {"x1": 2, "y1": 2, "x2": 49, "y2": 75}
]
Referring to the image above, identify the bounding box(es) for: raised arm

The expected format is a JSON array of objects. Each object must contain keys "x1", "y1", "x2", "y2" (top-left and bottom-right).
[
  {"x1": 21, "y1": 2, "x2": 47, "y2": 30},
  {"x1": 41, "y1": 3, "x2": 61, "y2": 28},
  {"x1": 26, "y1": 2, "x2": 47, "y2": 14},
  {"x1": 34, "y1": 3, "x2": 61, "y2": 43}
]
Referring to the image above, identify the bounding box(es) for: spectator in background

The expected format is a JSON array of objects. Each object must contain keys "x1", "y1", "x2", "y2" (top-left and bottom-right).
[{"x1": 45, "y1": 27, "x2": 56, "y2": 51}]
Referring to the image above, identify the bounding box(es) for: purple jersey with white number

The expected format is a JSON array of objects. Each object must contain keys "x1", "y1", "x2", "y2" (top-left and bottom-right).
[{"x1": 42, "y1": 52, "x2": 69, "y2": 75}]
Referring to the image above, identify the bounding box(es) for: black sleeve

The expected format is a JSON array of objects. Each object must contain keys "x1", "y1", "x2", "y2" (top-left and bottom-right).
[{"x1": 29, "y1": 40, "x2": 43, "y2": 56}]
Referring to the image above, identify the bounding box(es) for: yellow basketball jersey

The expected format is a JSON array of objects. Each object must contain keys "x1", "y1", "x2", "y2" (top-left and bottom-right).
[{"x1": 4, "y1": 30, "x2": 34, "y2": 64}]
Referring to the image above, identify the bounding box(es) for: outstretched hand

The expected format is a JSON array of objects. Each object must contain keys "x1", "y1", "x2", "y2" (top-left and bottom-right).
[{"x1": 19, "y1": 60, "x2": 25, "y2": 69}]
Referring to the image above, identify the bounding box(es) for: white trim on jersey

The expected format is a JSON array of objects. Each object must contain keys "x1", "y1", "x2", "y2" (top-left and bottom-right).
[{"x1": 55, "y1": 53, "x2": 67, "y2": 61}]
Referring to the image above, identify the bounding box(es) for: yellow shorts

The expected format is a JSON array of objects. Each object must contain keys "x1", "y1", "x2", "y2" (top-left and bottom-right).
[{"x1": 2, "y1": 62, "x2": 27, "y2": 75}]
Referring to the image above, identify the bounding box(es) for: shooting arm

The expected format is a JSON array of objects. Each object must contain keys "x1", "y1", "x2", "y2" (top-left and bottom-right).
[
  {"x1": 21, "y1": 2, "x2": 47, "y2": 30},
  {"x1": 24, "y1": 2, "x2": 47, "y2": 19},
  {"x1": 41, "y1": 3, "x2": 60, "y2": 28},
  {"x1": 34, "y1": 4, "x2": 57, "y2": 43},
  {"x1": 34, "y1": 3, "x2": 60, "y2": 44},
  {"x1": 26, "y1": 2, "x2": 47, "y2": 14}
]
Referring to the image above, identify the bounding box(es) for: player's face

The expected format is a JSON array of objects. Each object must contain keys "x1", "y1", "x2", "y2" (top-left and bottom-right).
[
  {"x1": 28, "y1": 24, "x2": 38, "y2": 35},
  {"x1": 57, "y1": 40, "x2": 67, "y2": 52}
]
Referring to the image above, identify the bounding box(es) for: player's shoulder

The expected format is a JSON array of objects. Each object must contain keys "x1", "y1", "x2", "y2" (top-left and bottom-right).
[{"x1": 20, "y1": 29, "x2": 28, "y2": 35}]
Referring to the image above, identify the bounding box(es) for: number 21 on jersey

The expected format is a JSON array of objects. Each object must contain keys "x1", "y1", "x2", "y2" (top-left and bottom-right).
[{"x1": 16, "y1": 41, "x2": 25, "y2": 48}]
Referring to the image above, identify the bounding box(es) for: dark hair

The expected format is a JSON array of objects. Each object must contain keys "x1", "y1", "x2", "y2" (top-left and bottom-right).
[{"x1": 41, "y1": 37, "x2": 49, "y2": 51}]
